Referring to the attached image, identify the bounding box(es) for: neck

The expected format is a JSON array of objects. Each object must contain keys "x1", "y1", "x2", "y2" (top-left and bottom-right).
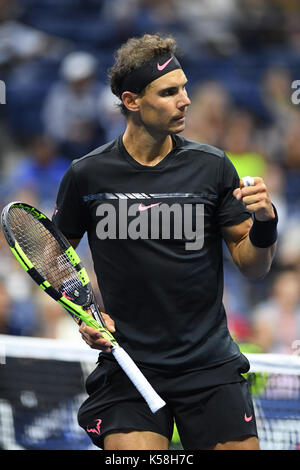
[{"x1": 123, "y1": 121, "x2": 173, "y2": 166}]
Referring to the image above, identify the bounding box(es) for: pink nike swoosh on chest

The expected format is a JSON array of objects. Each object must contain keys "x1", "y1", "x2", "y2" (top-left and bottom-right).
[{"x1": 138, "y1": 203, "x2": 161, "y2": 211}]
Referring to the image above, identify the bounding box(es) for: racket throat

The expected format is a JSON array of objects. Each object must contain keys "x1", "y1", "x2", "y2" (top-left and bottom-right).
[{"x1": 88, "y1": 303, "x2": 106, "y2": 327}]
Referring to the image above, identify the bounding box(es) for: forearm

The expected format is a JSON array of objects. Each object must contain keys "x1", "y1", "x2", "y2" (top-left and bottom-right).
[
  {"x1": 227, "y1": 177, "x2": 278, "y2": 280},
  {"x1": 232, "y1": 234, "x2": 277, "y2": 280}
]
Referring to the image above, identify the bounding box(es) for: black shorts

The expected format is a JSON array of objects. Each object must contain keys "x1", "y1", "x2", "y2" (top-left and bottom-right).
[{"x1": 78, "y1": 354, "x2": 258, "y2": 450}]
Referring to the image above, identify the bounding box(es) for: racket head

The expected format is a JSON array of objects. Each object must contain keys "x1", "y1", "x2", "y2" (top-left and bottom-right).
[{"x1": 0, "y1": 201, "x2": 112, "y2": 340}]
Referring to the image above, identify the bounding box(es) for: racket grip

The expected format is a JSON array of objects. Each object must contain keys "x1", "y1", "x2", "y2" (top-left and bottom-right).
[{"x1": 112, "y1": 345, "x2": 166, "y2": 413}]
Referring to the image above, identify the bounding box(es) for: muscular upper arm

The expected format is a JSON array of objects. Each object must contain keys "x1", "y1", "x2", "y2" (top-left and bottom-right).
[{"x1": 221, "y1": 217, "x2": 253, "y2": 263}]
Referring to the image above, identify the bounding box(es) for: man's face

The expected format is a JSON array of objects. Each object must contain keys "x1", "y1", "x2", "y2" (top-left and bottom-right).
[{"x1": 136, "y1": 69, "x2": 191, "y2": 135}]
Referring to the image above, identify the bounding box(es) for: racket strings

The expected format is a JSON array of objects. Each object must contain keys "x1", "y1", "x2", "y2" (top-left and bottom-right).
[{"x1": 8, "y1": 207, "x2": 82, "y2": 293}]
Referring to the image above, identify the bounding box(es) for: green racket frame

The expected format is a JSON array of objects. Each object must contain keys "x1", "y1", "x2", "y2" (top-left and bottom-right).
[{"x1": 1, "y1": 201, "x2": 115, "y2": 345}]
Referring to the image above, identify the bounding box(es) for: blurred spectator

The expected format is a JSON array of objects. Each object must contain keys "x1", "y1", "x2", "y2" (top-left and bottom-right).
[
  {"x1": 97, "y1": 0, "x2": 139, "y2": 44},
  {"x1": 101, "y1": 0, "x2": 240, "y2": 58},
  {"x1": 233, "y1": 0, "x2": 288, "y2": 52},
  {"x1": 259, "y1": 66, "x2": 297, "y2": 162},
  {"x1": 277, "y1": 220, "x2": 300, "y2": 269},
  {"x1": 95, "y1": 86, "x2": 126, "y2": 142},
  {"x1": 0, "y1": 0, "x2": 72, "y2": 139},
  {"x1": 257, "y1": 65, "x2": 300, "y2": 222},
  {"x1": 175, "y1": 0, "x2": 240, "y2": 56},
  {"x1": 263, "y1": 162, "x2": 288, "y2": 235},
  {"x1": 0, "y1": 276, "x2": 37, "y2": 336},
  {"x1": 221, "y1": 108, "x2": 274, "y2": 322},
  {"x1": 261, "y1": 66, "x2": 295, "y2": 130},
  {"x1": 281, "y1": 112, "x2": 300, "y2": 217},
  {"x1": 35, "y1": 292, "x2": 82, "y2": 342},
  {"x1": 102, "y1": 0, "x2": 183, "y2": 41},
  {"x1": 0, "y1": 0, "x2": 70, "y2": 72},
  {"x1": 183, "y1": 81, "x2": 231, "y2": 147},
  {"x1": 281, "y1": 0, "x2": 300, "y2": 52},
  {"x1": 250, "y1": 269, "x2": 300, "y2": 354},
  {"x1": 4, "y1": 134, "x2": 69, "y2": 212},
  {"x1": 223, "y1": 284, "x2": 252, "y2": 343},
  {"x1": 132, "y1": 0, "x2": 182, "y2": 34},
  {"x1": 223, "y1": 109, "x2": 267, "y2": 179},
  {"x1": 0, "y1": 279, "x2": 12, "y2": 334},
  {"x1": 42, "y1": 51, "x2": 109, "y2": 160},
  {"x1": 0, "y1": 230, "x2": 14, "y2": 280},
  {"x1": 0, "y1": 230, "x2": 35, "y2": 312}
]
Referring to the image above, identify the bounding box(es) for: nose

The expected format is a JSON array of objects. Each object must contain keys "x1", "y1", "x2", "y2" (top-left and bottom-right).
[{"x1": 178, "y1": 90, "x2": 191, "y2": 109}]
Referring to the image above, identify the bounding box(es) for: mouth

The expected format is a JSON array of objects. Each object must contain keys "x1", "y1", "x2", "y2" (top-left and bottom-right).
[{"x1": 173, "y1": 115, "x2": 186, "y2": 123}]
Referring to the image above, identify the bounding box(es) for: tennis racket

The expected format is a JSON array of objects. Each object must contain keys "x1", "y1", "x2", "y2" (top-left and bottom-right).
[{"x1": 1, "y1": 201, "x2": 166, "y2": 413}]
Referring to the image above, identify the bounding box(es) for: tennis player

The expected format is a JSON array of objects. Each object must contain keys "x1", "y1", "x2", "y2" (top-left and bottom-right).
[{"x1": 53, "y1": 34, "x2": 278, "y2": 450}]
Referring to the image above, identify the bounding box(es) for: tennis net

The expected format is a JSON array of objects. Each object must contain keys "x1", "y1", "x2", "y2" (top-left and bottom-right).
[{"x1": 0, "y1": 334, "x2": 300, "y2": 450}]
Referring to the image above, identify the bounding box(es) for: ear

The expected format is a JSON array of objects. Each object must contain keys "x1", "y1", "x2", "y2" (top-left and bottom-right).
[{"x1": 121, "y1": 91, "x2": 140, "y2": 113}]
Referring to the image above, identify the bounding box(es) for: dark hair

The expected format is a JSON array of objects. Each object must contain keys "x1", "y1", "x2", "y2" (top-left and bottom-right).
[{"x1": 108, "y1": 33, "x2": 178, "y2": 116}]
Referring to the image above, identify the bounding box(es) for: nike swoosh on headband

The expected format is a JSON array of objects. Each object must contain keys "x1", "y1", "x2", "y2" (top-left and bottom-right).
[
  {"x1": 157, "y1": 56, "x2": 173, "y2": 71},
  {"x1": 119, "y1": 54, "x2": 181, "y2": 96}
]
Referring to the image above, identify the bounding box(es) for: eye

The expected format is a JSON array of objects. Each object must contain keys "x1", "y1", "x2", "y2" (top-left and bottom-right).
[{"x1": 161, "y1": 88, "x2": 177, "y2": 97}]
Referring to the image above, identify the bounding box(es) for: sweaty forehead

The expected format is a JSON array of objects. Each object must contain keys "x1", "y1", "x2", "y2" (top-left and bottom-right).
[{"x1": 147, "y1": 69, "x2": 187, "y2": 92}]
